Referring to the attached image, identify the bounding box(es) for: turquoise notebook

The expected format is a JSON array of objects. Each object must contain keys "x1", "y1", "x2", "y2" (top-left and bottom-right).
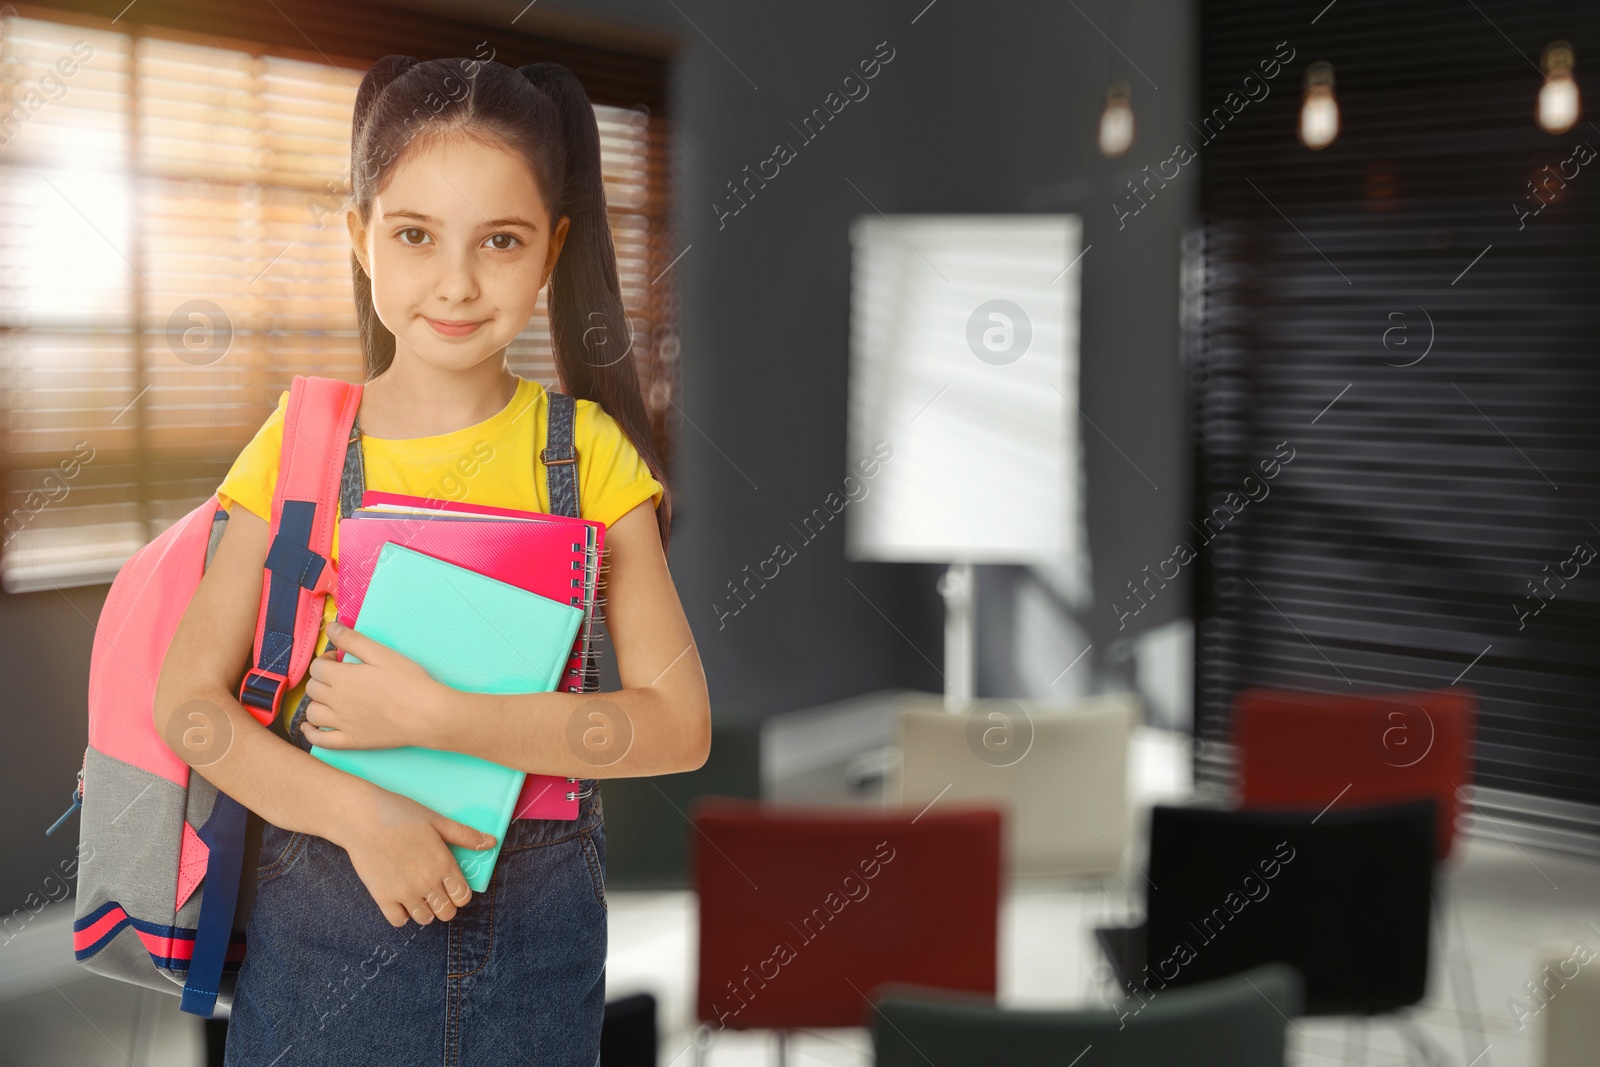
[{"x1": 310, "y1": 541, "x2": 585, "y2": 891}]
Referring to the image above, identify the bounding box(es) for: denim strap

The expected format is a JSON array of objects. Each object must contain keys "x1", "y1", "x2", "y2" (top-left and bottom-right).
[
  {"x1": 340, "y1": 417, "x2": 365, "y2": 519},
  {"x1": 543, "y1": 390, "x2": 578, "y2": 519}
]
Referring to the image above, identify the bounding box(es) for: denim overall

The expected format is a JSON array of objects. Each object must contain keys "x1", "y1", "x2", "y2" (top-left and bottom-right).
[{"x1": 224, "y1": 391, "x2": 608, "y2": 1066}]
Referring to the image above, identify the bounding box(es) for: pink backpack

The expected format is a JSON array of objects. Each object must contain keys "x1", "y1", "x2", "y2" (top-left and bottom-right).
[{"x1": 50, "y1": 375, "x2": 361, "y2": 1017}]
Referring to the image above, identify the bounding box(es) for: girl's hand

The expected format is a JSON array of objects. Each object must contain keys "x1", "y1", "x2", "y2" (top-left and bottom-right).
[
  {"x1": 301, "y1": 621, "x2": 447, "y2": 750},
  {"x1": 336, "y1": 784, "x2": 496, "y2": 927}
]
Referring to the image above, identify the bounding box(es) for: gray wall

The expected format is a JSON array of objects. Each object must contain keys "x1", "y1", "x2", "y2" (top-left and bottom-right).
[
  {"x1": 3, "y1": 0, "x2": 1196, "y2": 910},
  {"x1": 551, "y1": 0, "x2": 1200, "y2": 706}
]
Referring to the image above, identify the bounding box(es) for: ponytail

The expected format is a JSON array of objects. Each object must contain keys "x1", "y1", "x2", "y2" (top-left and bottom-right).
[
  {"x1": 347, "y1": 55, "x2": 672, "y2": 553},
  {"x1": 349, "y1": 53, "x2": 419, "y2": 379},
  {"x1": 519, "y1": 62, "x2": 671, "y2": 552}
]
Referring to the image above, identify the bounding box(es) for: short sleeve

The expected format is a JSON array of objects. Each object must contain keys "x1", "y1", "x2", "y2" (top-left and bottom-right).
[
  {"x1": 573, "y1": 398, "x2": 664, "y2": 530},
  {"x1": 216, "y1": 390, "x2": 289, "y2": 522}
]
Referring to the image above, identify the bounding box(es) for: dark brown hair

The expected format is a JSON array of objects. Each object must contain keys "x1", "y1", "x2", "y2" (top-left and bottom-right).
[{"x1": 349, "y1": 54, "x2": 671, "y2": 552}]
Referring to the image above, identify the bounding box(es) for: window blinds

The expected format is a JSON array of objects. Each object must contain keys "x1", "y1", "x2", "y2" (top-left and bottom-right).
[
  {"x1": 0, "y1": 10, "x2": 675, "y2": 593},
  {"x1": 1192, "y1": 0, "x2": 1600, "y2": 853}
]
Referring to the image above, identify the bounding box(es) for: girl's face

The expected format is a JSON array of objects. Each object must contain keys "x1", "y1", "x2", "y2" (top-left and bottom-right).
[{"x1": 346, "y1": 133, "x2": 570, "y2": 374}]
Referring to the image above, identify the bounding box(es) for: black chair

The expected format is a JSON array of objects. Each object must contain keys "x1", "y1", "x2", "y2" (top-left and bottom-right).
[
  {"x1": 204, "y1": 1014, "x2": 227, "y2": 1066},
  {"x1": 601, "y1": 992, "x2": 657, "y2": 1066},
  {"x1": 1097, "y1": 799, "x2": 1439, "y2": 1055},
  {"x1": 872, "y1": 963, "x2": 1301, "y2": 1067},
  {"x1": 600, "y1": 715, "x2": 761, "y2": 889}
]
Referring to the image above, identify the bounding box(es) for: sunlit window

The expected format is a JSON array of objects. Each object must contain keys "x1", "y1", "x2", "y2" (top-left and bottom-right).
[{"x1": 0, "y1": 13, "x2": 676, "y2": 592}]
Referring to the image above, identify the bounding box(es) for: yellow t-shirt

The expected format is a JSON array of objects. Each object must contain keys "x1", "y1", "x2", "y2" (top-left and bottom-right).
[{"x1": 215, "y1": 375, "x2": 663, "y2": 734}]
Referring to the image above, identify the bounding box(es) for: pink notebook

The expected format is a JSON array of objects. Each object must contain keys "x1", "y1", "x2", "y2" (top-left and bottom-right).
[{"x1": 338, "y1": 491, "x2": 607, "y2": 820}]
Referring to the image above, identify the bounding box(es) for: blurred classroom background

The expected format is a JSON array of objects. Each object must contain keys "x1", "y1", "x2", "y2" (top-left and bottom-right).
[{"x1": 3, "y1": 0, "x2": 1599, "y2": 1064}]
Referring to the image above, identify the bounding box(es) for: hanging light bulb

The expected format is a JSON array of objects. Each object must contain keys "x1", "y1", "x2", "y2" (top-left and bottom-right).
[
  {"x1": 1299, "y1": 61, "x2": 1340, "y2": 149},
  {"x1": 1098, "y1": 79, "x2": 1134, "y2": 158},
  {"x1": 1538, "y1": 41, "x2": 1580, "y2": 134}
]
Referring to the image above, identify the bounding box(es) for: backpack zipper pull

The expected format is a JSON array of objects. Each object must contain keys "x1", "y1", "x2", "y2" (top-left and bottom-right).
[{"x1": 46, "y1": 766, "x2": 85, "y2": 836}]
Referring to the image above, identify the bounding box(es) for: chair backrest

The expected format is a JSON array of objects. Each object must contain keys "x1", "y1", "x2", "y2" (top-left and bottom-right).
[
  {"x1": 1141, "y1": 800, "x2": 1436, "y2": 1015},
  {"x1": 1233, "y1": 686, "x2": 1474, "y2": 859},
  {"x1": 599, "y1": 992, "x2": 657, "y2": 1067},
  {"x1": 889, "y1": 692, "x2": 1137, "y2": 877},
  {"x1": 691, "y1": 796, "x2": 1002, "y2": 1030},
  {"x1": 872, "y1": 963, "x2": 1301, "y2": 1067},
  {"x1": 1536, "y1": 940, "x2": 1600, "y2": 1067}
]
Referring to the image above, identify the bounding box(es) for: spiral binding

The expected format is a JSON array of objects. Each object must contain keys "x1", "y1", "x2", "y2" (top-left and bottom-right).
[{"x1": 564, "y1": 533, "x2": 603, "y2": 801}]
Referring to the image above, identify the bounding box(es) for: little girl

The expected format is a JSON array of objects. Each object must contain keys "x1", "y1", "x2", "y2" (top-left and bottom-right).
[{"x1": 153, "y1": 55, "x2": 710, "y2": 1065}]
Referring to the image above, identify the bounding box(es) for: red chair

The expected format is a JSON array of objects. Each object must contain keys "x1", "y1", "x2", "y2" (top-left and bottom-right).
[
  {"x1": 690, "y1": 797, "x2": 1001, "y2": 1060},
  {"x1": 1232, "y1": 686, "x2": 1475, "y2": 859}
]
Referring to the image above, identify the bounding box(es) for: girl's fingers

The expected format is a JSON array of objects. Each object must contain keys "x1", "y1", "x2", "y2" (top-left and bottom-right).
[
  {"x1": 301, "y1": 721, "x2": 341, "y2": 747},
  {"x1": 380, "y1": 901, "x2": 409, "y2": 928},
  {"x1": 327, "y1": 621, "x2": 385, "y2": 662},
  {"x1": 425, "y1": 885, "x2": 458, "y2": 922},
  {"x1": 306, "y1": 651, "x2": 338, "y2": 683},
  {"x1": 442, "y1": 874, "x2": 471, "y2": 906},
  {"x1": 406, "y1": 899, "x2": 435, "y2": 925}
]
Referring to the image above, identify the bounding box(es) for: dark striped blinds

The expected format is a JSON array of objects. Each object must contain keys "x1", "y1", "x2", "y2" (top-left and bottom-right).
[{"x1": 1192, "y1": 0, "x2": 1600, "y2": 850}]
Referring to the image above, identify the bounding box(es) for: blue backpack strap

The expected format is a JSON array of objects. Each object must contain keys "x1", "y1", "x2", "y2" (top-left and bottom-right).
[
  {"x1": 284, "y1": 417, "x2": 366, "y2": 752},
  {"x1": 179, "y1": 792, "x2": 248, "y2": 1016},
  {"x1": 239, "y1": 499, "x2": 328, "y2": 712},
  {"x1": 238, "y1": 379, "x2": 360, "y2": 721},
  {"x1": 543, "y1": 389, "x2": 578, "y2": 519}
]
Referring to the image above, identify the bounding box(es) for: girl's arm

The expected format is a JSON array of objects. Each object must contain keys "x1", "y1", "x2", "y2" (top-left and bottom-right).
[
  {"x1": 153, "y1": 502, "x2": 379, "y2": 840},
  {"x1": 156, "y1": 503, "x2": 500, "y2": 926},
  {"x1": 408, "y1": 499, "x2": 712, "y2": 778}
]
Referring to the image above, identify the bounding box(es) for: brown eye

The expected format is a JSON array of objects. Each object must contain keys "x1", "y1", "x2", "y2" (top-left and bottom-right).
[
  {"x1": 397, "y1": 227, "x2": 430, "y2": 246},
  {"x1": 485, "y1": 232, "x2": 521, "y2": 251}
]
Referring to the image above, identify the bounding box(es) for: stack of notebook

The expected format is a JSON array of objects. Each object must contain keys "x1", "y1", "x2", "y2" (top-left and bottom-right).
[{"x1": 307, "y1": 491, "x2": 606, "y2": 892}]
